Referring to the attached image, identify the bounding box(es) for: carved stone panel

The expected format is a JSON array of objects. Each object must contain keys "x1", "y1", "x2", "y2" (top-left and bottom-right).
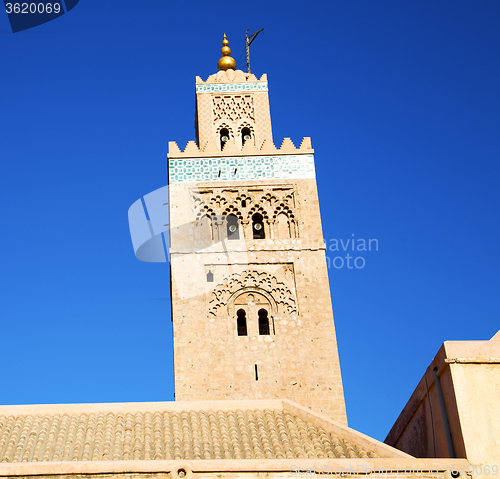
[{"x1": 208, "y1": 269, "x2": 297, "y2": 318}]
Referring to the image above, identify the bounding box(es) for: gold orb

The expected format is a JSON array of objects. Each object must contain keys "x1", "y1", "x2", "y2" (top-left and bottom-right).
[
  {"x1": 218, "y1": 33, "x2": 237, "y2": 71},
  {"x1": 218, "y1": 56, "x2": 236, "y2": 71}
]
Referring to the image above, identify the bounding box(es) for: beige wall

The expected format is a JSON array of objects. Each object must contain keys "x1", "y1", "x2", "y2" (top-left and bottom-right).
[
  {"x1": 385, "y1": 339, "x2": 500, "y2": 466},
  {"x1": 449, "y1": 359, "x2": 500, "y2": 464},
  {"x1": 0, "y1": 460, "x2": 470, "y2": 479},
  {"x1": 169, "y1": 178, "x2": 346, "y2": 425}
]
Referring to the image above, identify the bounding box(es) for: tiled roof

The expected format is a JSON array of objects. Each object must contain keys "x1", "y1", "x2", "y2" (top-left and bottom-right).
[{"x1": 0, "y1": 400, "x2": 400, "y2": 464}]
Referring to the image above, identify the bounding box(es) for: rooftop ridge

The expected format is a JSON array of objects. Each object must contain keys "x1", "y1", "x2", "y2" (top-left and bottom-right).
[
  {"x1": 168, "y1": 137, "x2": 313, "y2": 159},
  {"x1": 0, "y1": 399, "x2": 284, "y2": 416}
]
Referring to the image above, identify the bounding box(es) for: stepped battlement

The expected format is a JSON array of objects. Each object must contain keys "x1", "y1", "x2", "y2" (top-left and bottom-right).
[{"x1": 168, "y1": 137, "x2": 313, "y2": 159}]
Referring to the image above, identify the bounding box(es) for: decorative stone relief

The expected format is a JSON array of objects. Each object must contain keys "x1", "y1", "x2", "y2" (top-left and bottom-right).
[
  {"x1": 192, "y1": 186, "x2": 299, "y2": 239},
  {"x1": 213, "y1": 95, "x2": 255, "y2": 123},
  {"x1": 208, "y1": 270, "x2": 298, "y2": 317}
]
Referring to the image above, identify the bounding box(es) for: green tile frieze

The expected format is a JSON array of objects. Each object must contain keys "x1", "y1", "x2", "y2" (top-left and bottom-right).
[{"x1": 168, "y1": 155, "x2": 315, "y2": 183}]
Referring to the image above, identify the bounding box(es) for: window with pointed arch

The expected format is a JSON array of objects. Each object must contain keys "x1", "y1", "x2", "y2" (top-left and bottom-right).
[
  {"x1": 237, "y1": 309, "x2": 248, "y2": 336},
  {"x1": 241, "y1": 127, "x2": 253, "y2": 146},
  {"x1": 226, "y1": 214, "x2": 240, "y2": 240},
  {"x1": 252, "y1": 213, "x2": 265, "y2": 239},
  {"x1": 196, "y1": 214, "x2": 214, "y2": 244},
  {"x1": 219, "y1": 128, "x2": 230, "y2": 150},
  {"x1": 276, "y1": 212, "x2": 291, "y2": 239},
  {"x1": 233, "y1": 291, "x2": 273, "y2": 337},
  {"x1": 258, "y1": 309, "x2": 270, "y2": 335}
]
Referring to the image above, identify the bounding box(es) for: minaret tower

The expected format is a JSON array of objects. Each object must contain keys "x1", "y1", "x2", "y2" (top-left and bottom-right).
[{"x1": 168, "y1": 35, "x2": 347, "y2": 424}]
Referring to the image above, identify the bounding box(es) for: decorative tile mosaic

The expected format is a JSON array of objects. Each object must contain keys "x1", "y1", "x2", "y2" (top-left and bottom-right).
[
  {"x1": 196, "y1": 82, "x2": 268, "y2": 94},
  {"x1": 168, "y1": 155, "x2": 315, "y2": 183}
]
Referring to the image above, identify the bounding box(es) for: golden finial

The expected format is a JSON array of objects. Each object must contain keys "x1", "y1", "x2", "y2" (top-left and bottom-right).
[{"x1": 218, "y1": 34, "x2": 236, "y2": 71}]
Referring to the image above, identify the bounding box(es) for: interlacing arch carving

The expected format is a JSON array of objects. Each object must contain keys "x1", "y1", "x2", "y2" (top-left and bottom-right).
[
  {"x1": 237, "y1": 121, "x2": 254, "y2": 134},
  {"x1": 283, "y1": 191, "x2": 296, "y2": 206},
  {"x1": 215, "y1": 122, "x2": 233, "y2": 138},
  {"x1": 273, "y1": 204, "x2": 297, "y2": 239},
  {"x1": 208, "y1": 270, "x2": 298, "y2": 317},
  {"x1": 191, "y1": 186, "x2": 300, "y2": 239},
  {"x1": 261, "y1": 192, "x2": 279, "y2": 208},
  {"x1": 195, "y1": 204, "x2": 216, "y2": 222},
  {"x1": 193, "y1": 192, "x2": 228, "y2": 221},
  {"x1": 210, "y1": 194, "x2": 229, "y2": 210},
  {"x1": 273, "y1": 203, "x2": 295, "y2": 220},
  {"x1": 192, "y1": 194, "x2": 203, "y2": 210},
  {"x1": 221, "y1": 204, "x2": 244, "y2": 220},
  {"x1": 247, "y1": 204, "x2": 270, "y2": 221},
  {"x1": 235, "y1": 192, "x2": 252, "y2": 208}
]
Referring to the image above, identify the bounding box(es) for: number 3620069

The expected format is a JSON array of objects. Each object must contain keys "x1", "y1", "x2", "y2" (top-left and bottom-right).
[{"x1": 5, "y1": 3, "x2": 62, "y2": 13}]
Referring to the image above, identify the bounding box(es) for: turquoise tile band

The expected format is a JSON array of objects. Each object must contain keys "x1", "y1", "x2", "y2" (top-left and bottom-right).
[
  {"x1": 168, "y1": 155, "x2": 315, "y2": 183},
  {"x1": 196, "y1": 82, "x2": 268, "y2": 93}
]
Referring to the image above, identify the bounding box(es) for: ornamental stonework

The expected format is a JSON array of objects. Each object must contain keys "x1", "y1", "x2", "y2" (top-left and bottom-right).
[
  {"x1": 208, "y1": 269, "x2": 298, "y2": 318},
  {"x1": 213, "y1": 95, "x2": 255, "y2": 123}
]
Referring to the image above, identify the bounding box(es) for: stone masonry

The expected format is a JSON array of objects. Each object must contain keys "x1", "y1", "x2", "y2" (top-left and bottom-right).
[{"x1": 168, "y1": 68, "x2": 347, "y2": 425}]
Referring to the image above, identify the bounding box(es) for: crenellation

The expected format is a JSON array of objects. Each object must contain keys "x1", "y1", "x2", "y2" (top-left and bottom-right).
[
  {"x1": 299, "y1": 137, "x2": 312, "y2": 150},
  {"x1": 168, "y1": 141, "x2": 182, "y2": 156},
  {"x1": 167, "y1": 137, "x2": 314, "y2": 158},
  {"x1": 183, "y1": 141, "x2": 200, "y2": 154},
  {"x1": 279, "y1": 138, "x2": 296, "y2": 153},
  {"x1": 196, "y1": 70, "x2": 266, "y2": 85}
]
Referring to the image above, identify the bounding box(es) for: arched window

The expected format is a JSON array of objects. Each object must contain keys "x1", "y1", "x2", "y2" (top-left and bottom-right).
[
  {"x1": 197, "y1": 215, "x2": 213, "y2": 242},
  {"x1": 241, "y1": 127, "x2": 252, "y2": 146},
  {"x1": 252, "y1": 213, "x2": 265, "y2": 239},
  {"x1": 258, "y1": 309, "x2": 270, "y2": 335},
  {"x1": 220, "y1": 128, "x2": 230, "y2": 150},
  {"x1": 277, "y1": 212, "x2": 291, "y2": 239},
  {"x1": 226, "y1": 214, "x2": 239, "y2": 240},
  {"x1": 237, "y1": 309, "x2": 248, "y2": 336}
]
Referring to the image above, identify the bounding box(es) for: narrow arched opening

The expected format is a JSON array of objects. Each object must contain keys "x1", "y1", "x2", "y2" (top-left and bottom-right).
[
  {"x1": 277, "y1": 212, "x2": 291, "y2": 239},
  {"x1": 241, "y1": 127, "x2": 252, "y2": 146},
  {"x1": 237, "y1": 309, "x2": 248, "y2": 336},
  {"x1": 252, "y1": 213, "x2": 265, "y2": 239},
  {"x1": 226, "y1": 214, "x2": 239, "y2": 240},
  {"x1": 197, "y1": 214, "x2": 213, "y2": 243},
  {"x1": 258, "y1": 309, "x2": 270, "y2": 335},
  {"x1": 220, "y1": 128, "x2": 229, "y2": 150}
]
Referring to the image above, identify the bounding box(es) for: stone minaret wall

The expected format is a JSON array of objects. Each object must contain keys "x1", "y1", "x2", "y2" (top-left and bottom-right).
[
  {"x1": 168, "y1": 70, "x2": 347, "y2": 425},
  {"x1": 195, "y1": 70, "x2": 273, "y2": 152}
]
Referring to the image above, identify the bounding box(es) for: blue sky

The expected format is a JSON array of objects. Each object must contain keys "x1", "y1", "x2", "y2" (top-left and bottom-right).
[{"x1": 1, "y1": 1, "x2": 499, "y2": 443}]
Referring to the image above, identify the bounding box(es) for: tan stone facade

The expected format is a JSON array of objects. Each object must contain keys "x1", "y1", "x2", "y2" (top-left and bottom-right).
[
  {"x1": 385, "y1": 334, "x2": 500, "y2": 465},
  {"x1": 194, "y1": 70, "x2": 272, "y2": 151},
  {"x1": 168, "y1": 69, "x2": 347, "y2": 424}
]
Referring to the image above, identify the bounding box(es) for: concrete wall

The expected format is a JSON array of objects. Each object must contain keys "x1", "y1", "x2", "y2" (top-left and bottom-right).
[{"x1": 385, "y1": 338, "x2": 500, "y2": 465}]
